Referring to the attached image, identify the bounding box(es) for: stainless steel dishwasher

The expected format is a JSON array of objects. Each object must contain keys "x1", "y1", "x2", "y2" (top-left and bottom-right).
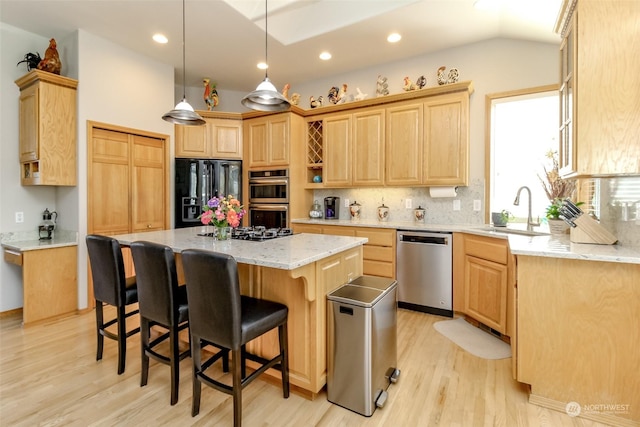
[{"x1": 396, "y1": 230, "x2": 453, "y2": 317}]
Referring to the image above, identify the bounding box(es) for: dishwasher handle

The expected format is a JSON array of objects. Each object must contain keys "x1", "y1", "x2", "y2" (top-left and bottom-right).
[{"x1": 399, "y1": 233, "x2": 449, "y2": 246}]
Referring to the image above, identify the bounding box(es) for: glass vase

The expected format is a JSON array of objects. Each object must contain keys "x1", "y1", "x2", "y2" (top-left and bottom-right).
[{"x1": 216, "y1": 226, "x2": 231, "y2": 241}]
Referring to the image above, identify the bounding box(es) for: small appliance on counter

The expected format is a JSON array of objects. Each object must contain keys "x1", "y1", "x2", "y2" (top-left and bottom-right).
[
  {"x1": 39, "y1": 208, "x2": 57, "y2": 240},
  {"x1": 325, "y1": 197, "x2": 340, "y2": 220}
]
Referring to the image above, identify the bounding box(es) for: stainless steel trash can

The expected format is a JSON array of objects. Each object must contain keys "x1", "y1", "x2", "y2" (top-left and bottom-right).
[{"x1": 327, "y1": 275, "x2": 400, "y2": 416}]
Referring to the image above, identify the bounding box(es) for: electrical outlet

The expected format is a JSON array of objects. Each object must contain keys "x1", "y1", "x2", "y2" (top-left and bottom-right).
[
  {"x1": 344, "y1": 198, "x2": 350, "y2": 208},
  {"x1": 473, "y1": 200, "x2": 481, "y2": 211},
  {"x1": 405, "y1": 198, "x2": 412, "y2": 209},
  {"x1": 453, "y1": 200, "x2": 461, "y2": 211},
  {"x1": 15, "y1": 212, "x2": 24, "y2": 223}
]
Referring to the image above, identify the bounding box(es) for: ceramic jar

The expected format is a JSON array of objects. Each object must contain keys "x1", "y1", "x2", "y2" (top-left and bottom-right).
[
  {"x1": 414, "y1": 206, "x2": 425, "y2": 222},
  {"x1": 309, "y1": 200, "x2": 323, "y2": 219},
  {"x1": 349, "y1": 201, "x2": 361, "y2": 220},
  {"x1": 377, "y1": 203, "x2": 389, "y2": 222}
]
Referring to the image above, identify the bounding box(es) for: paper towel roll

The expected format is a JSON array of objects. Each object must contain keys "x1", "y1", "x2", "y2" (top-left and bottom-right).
[{"x1": 429, "y1": 186, "x2": 458, "y2": 198}]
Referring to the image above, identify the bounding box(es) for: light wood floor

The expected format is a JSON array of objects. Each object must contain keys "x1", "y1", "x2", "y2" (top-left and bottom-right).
[{"x1": 0, "y1": 308, "x2": 610, "y2": 427}]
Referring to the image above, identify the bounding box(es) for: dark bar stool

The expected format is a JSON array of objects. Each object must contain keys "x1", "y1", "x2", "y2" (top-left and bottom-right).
[
  {"x1": 130, "y1": 241, "x2": 190, "y2": 405},
  {"x1": 181, "y1": 249, "x2": 289, "y2": 426},
  {"x1": 86, "y1": 234, "x2": 140, "y2": 375}
]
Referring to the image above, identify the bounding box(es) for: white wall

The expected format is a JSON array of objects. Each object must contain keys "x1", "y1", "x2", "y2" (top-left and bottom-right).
[
  {"x1": 0, "y1": 23, "x2": 57, "y2": 310},
  {"x1": 74, "y1": 30, "x2": 175, "y2": 309},
  {"x1": 0, "y1": 25, "x2": 175, "y2": 312}
]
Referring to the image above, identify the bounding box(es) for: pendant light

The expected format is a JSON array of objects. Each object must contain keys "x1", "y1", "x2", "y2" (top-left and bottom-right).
[
  {"x1": 241, "y1": 0, "x2": 290, "y2": 112},
  {"x1": 162, "y1": 0, "x2": 205, "y2": 125}
]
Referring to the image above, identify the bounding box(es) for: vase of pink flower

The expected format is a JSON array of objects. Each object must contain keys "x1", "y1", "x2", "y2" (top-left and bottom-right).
[{"x1": 199, "y1": 195, "x2": 245, "y2": 240}]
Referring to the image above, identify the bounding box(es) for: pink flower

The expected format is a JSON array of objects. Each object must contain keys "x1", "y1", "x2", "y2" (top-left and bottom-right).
[{"x1": 200, "y1": 210, "x2": 213, "y2": 225}]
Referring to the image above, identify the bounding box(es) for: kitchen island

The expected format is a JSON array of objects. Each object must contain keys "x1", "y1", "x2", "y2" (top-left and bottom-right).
[{"x1": 111, "y1": 226, "x2": 367, "y2": 397}]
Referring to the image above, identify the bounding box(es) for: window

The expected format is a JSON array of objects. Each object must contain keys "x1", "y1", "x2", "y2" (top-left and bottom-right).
[{"x1": 486, "y1": 86, "x2": 559, "y2": 223}]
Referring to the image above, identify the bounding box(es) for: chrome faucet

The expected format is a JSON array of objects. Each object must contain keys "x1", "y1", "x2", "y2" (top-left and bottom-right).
[{"x1": 513, "y1": 186, "x2": 540, "y2": 231}]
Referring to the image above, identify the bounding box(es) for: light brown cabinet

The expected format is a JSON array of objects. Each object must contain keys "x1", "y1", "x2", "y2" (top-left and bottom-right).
[
  {"x1": 15, "y1": 70, "x2": 78, "y2": 186},
  {"x1": 322, "y1": 108, "x2": 385, "y2": 187},
  {"x1": 517, "y1": 255, "x2": 640, "y2": 425},
  {"x1": 175, "y1": 115, "x2": 242, "y2": 159},
  {"x1": 453, "y1": 233, "x2": 515, "y2": 336},
  {"x1": 385, "y1": 92, "x2": 469, "y2": 186},
  {"x1": 292, "y1": 223, "x2": 396, "y2": 279},
  {"x1": 385, "y1": 102, "x2": 423, "y2": 186},
  {"x1": 304, "y1": 82, "x2": 472, "y2": 188},
  {"x1": 244, "y1": 113, "x2": 291, "y2": 168},
  {"x1": 89, "y1": 125, "x2": 169, "y2": 235},
  {"x1": 4, "y1": 245, "x2": 78, "y2": 326},
  {"x1": 555, "y1": 0, "x2": 640, "y2": 177}
]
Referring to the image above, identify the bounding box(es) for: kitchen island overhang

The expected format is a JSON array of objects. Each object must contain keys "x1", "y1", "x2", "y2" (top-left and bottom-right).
[{"x1": 110, "y1": 226, "x2": 367, "y2": 396}]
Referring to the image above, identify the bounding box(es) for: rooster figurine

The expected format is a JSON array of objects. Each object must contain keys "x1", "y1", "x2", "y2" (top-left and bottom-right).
[
  {"x1": 416, "y1": 75, "x2": 427, "y2": 89},
  {"x1": 336, "y1": 83, "x2": 348, "y2": 104},
  {"x1": 37, "y1": 38, "x2": 61, "y2": 75},
  {"x1": 203, "y1": 78, "x2": 219, "y2": 111},
  {"x1": 327, "y1": 86, "x2": 340, "y2": 104},
  {"x1": 403, "y1": 76, "x2": 417, "y2": 91},
  {"x1": 437, "y1": 66, "x2": 460, "y2": 85},
  {"x1": 282, "y1": 84, "x2": 290, "y2": 100}
]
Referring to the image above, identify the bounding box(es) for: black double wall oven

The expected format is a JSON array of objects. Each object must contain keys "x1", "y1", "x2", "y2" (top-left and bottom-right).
[{"x1": 248, "y1": 169, "x2": 289, "y2": 229}]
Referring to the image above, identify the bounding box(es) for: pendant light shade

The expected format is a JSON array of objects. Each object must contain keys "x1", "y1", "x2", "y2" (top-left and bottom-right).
[
  {"x1": 162, "y1": 0, "x2": 205, "y2": 126},
  {"x1": 242, "y1": 0, "x2": 290, "y2": 112}
]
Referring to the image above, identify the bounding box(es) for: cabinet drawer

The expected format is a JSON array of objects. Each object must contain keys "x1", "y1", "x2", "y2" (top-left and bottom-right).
[
  {"x1": 363, "y1": 245, "x2": 393, "y2": 262},
  {"x1": 4, "y1": 249, "x2": 23, "y2": 266},
  {"x1": 325, "y1": 227, "x2": 356, "y2": 237},
  {"x1": 356, "y1": 228, "x2": 395, "y2": 246},
  {"x1": 464, "y1": 235, "x2": 508, "y2": 264},
  {"x1": 363, "y1": 260, "x2": 394, "y2": 278}
]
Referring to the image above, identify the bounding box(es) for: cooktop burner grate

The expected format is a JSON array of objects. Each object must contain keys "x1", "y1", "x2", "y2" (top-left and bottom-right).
[{"x1": 197, "y1": 226, "x2": 293, "y2": 241}]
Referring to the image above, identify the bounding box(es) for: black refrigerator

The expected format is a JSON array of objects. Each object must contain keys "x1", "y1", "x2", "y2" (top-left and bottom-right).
[{"x1": 174, "y1": 159, "x2": 242, "y2": 229}]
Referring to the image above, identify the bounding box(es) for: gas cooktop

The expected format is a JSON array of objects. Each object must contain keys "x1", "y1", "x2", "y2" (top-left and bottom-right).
[{"x1": 197, "y1": 226, "x2": 293, "y2": 242}]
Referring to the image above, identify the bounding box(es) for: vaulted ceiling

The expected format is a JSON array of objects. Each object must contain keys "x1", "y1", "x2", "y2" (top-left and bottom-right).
[{"x1": 1, "y1": 0, "x2": 562, "y2": 92}]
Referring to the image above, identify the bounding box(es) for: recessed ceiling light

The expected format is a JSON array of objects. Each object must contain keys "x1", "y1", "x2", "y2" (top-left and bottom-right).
[
  {"x1": 152, "y1": 33, "x2": 168, "y2": 44},
  {"x1": 387, "y1": 33, "x2": 401, "y2": 43},
  {"x1": 319, "y1": 51, "x2": 332, "y2": 60},
  {"x1": 257, "y1": 62, "x2": 268, "y2": 70}
]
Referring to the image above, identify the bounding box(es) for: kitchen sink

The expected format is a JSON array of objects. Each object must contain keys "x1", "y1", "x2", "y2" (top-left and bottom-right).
[{"x1": 475, "y1": 225, "x2": 550, "y2": 237}]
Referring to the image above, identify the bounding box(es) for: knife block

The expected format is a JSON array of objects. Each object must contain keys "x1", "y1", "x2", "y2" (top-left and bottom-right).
[{"x1": 569, "y1": 215, "x2": 617, "y2": 244}]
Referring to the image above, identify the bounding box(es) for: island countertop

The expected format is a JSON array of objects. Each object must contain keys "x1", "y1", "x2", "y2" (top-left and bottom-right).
[{"x1": 109, "y1": 226, "x2": 367, "y2": 270}]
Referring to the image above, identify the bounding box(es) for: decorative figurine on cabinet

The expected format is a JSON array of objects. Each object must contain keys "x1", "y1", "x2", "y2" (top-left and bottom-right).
[
  {"x1": 437, "y1": 66, "x2": 460, "y2": 85},
  {"x1": 290, "y1": 93, "x2": 300, "y2": 105},
  {"x1": 203, "y1": 78, "x2": 219, "y2": 110},
  {"x1": 376, "y1": 75, "x2": 389, "y2": 97},
  {"x1": 37, "y1": 38, "x2": 61, "y2": 75},
  {"x1": 310, "y1": 95, "x2": 324, "y2": 108},
  {"x1": 336, "y1": 83, "x2": 348, "y2": 104},
  {"x1": 17, "y1": 52, "x2": 42, "y2": 71},
  {"x1": 416, "y1": 75, "x2": 427, "y2": 89},
  {"x1": 354, "y1": 88, "x2": 368, "y2": 101},
  {"x1": 403, "y1": 76, "x2": 417, "y2": 91},
  {"x1": 327, "y1": 86, "x2": 340, "y2": 104},
  {"x1": 282, "y1": 83, "x2": 290, "y2": 100}
]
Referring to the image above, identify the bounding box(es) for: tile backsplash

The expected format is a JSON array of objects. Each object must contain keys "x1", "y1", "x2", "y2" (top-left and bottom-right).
[
  {"x1": 311, "y1": 176, "x2": 640, "y2": 247},
  {"x1": 312, "y1": 179, "x2": 485, "y2": 225}
]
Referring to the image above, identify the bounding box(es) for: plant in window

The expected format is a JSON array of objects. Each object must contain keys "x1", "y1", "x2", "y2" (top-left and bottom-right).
[{"x1": 538, "y1": 150, "x2": 578, "y2": 219}]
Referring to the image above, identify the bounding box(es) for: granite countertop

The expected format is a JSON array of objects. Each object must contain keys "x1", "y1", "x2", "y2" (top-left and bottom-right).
[
  {"x1": 292, "y1": 218, "x2": 640, "y2": 264},
  {"x1": 1, "y1": 230, "x2": 78, "y2": 252},
  {"x1": 110, "y1": 226, "x2": 368, "y2": 270}
]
